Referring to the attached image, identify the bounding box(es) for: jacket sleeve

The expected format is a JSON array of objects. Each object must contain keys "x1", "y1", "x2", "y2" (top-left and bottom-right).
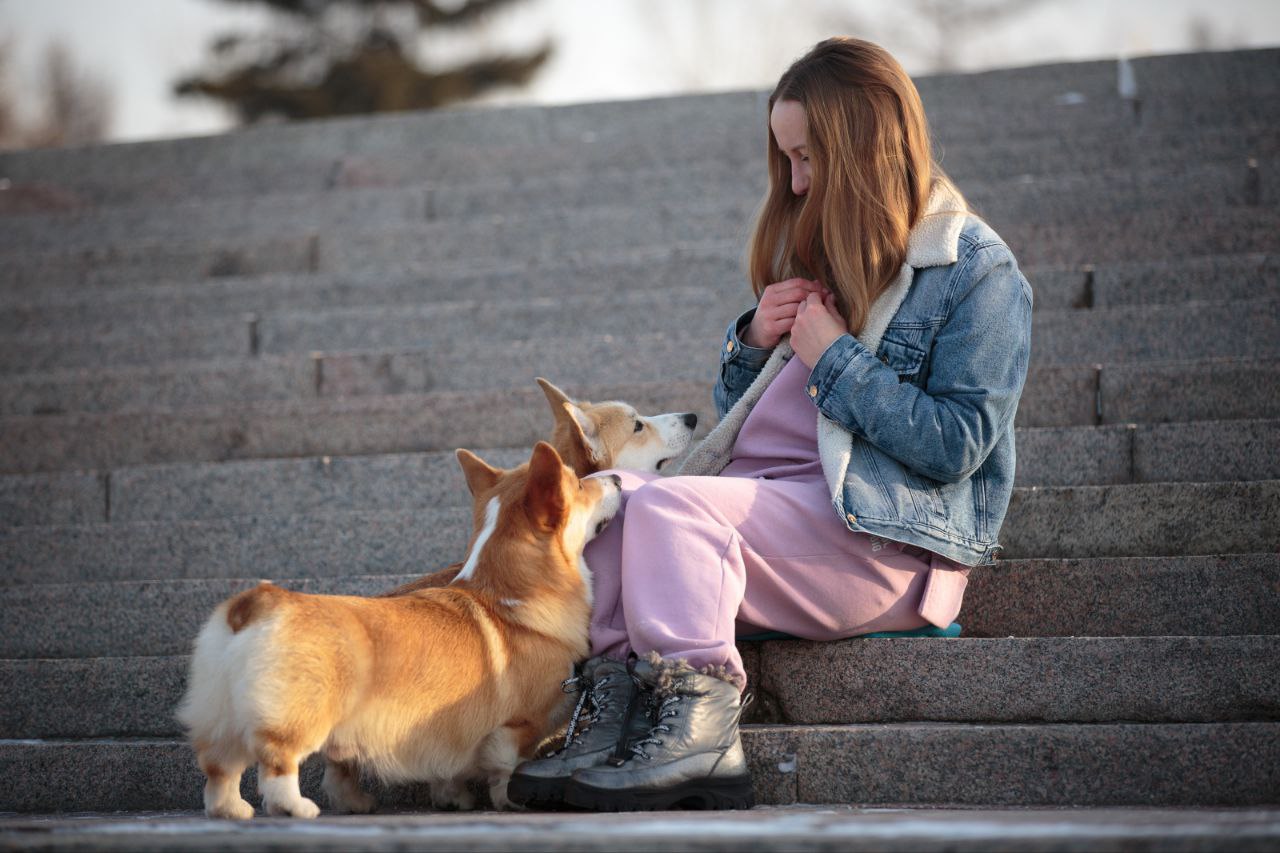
[
  {"x1": 713, "y1": 307, "x2": 775, "y2": 419},
  {"x1": 804, "y1": 243, "x2": 1033, "y2": 483}
]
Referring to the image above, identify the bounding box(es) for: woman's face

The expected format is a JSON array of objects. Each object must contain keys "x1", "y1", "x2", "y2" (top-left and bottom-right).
[{"x1": 769, "y1": 99, "x2": 811, "y2": 197}]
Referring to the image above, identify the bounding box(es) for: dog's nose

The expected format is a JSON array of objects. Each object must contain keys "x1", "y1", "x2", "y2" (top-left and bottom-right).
[{"x1": 682, "y1": 413, "x2": 698, "y2": 429}]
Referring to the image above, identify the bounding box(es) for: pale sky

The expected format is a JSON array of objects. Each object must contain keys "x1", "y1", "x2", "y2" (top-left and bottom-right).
[{"x1": 2, "y1": 0, "x2": 1278, "y2": 144}]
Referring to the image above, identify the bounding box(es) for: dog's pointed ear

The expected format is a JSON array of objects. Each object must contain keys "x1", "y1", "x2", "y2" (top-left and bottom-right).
[
  {"x1": 524, "y1": 441, "x2": 568, "y2": 532},
  {"x1": 456, "y1": 448, "x2": 502, "y2": 497},
  {"x1": 538, "y1": 378, "x2": 605, "y2": 466}
]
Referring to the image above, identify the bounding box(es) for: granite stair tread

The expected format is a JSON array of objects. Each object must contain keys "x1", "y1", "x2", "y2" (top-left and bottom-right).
[{"x1": 1, "y1": 554, "x2": 1274, "y2": 657}]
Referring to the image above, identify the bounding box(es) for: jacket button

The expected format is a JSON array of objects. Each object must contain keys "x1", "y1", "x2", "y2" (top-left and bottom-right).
[
  {"x1": 880, "y1": 354, "x2": 890, "y2": 365},
  {"x1": 846, "y1": 513, "x2": 857, "y2": 524},
  {"x1": 726, "y1": 340, "x2": 735, "y2": 353},
  {"x1": 807, "y1": 385, "x2": 818, "y2": 398}
]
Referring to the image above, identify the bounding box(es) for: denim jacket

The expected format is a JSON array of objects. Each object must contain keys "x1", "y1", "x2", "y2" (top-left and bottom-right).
[{"x1": 678, "y1": 183, "x2": 1033, "y2": 566}]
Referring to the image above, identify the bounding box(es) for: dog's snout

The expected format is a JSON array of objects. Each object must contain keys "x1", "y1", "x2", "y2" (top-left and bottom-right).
[{"x1": 681, "y1": 413, "x2": 698, "y2": 429}]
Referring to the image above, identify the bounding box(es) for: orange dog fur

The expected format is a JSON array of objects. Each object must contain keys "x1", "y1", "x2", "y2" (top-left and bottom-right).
[
  {"x1": 383, "y1": 378, "x2": 697, "y2": 597},
  {"x1": 176, "y1": 442, "x2": 622, "y2": 818}
]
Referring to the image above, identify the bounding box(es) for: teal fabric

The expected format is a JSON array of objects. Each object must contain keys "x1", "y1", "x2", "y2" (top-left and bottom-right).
[{"x1": 736, "y1": 622, "x2": 961, "y2": 642}]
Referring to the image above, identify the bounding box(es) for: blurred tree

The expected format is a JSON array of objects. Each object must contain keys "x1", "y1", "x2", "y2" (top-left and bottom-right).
[
  {"x1": 175, "y1": 0, "x2": 551, "y2": 123},
  {"x1": 0, "y1": 37, "x2": 113, "y2": 150}
]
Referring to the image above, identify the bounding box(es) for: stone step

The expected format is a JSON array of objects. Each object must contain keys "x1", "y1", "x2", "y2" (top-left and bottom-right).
[
  {"x1": 2, "y1": 480, "x2": 1276, "y2": 584},
  {"x1": 6, "y1": 553, "x2": 1273, "y2": 659},
  {"x1": 1, "y1": 152, "x2": 1273, "y2": 258},
  {"x1": 3, "y1": 808, "x2": 1279, "y2": 853},
  {"x1": 1, "y1": 721, "x2": 1275, "y2": 811},
  {"x1": 2, "y1": 419, "x2": 1258, "y2": 522},
  {"x1": 1, "y1": 347, "x2": 1276, "y2": 473},
  {"x1": 0, "y1": 246, "x2": 1274, "y2": 341},
  {"x1": 4, "y1": 637, "x2": 1277, "y2": 740},
  {"x1": 3, "y1": 186, "x2": 1278, "y2": 291},
  {"x1": 1, "y1": 280, "x2": 1274, "y2": 376},
  {"x1": 0, "y1": 49, "x2": 1272, "y2": 206}
]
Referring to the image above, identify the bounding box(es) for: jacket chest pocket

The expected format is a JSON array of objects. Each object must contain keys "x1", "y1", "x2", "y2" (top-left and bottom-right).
[{"x1": 877, "y1": 335, "x2": 928, "y2": 387}]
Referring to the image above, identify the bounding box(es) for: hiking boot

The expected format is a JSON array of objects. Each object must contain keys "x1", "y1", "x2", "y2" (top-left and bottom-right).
[
  {"x1": 561, "y1": 655, "x2": 754, "y2": 811},
  {"x1": 506, "y1": 656, "x2": 652, "y2": 808}
]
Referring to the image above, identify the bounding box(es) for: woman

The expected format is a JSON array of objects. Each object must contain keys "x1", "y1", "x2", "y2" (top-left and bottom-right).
[{"x1": 508, "y1": 37, "x2": 1032, "y2": 812}]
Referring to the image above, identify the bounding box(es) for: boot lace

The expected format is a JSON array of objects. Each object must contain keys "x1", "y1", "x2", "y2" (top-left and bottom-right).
[
  {"x1": 627, "y1": 692, "x2": 682, "y2": 761},
  {"x1": 551, "y1": 673, "x2": 617, "y2": 755}
]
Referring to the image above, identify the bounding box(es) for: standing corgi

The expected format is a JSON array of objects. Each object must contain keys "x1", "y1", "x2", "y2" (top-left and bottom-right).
[{"x1": 176, "y1": 442, "x2": 622, "y2": 818}]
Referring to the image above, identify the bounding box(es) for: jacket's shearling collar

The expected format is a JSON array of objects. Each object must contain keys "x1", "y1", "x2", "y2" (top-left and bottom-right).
[{"x1": 678, "y1": 180, "x2": 968, "y2": 489}]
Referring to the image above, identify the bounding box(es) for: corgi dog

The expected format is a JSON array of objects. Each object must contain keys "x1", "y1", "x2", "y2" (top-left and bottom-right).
[
  {"x1": 535, "y1": 377, "x2": 698, "y2": 476},
  {"x1": 383, "y1": 378, "x2": 698, "y2": 598},
  {"x1": 176, "y1": 442, "x2": 623, "y2": 819}
]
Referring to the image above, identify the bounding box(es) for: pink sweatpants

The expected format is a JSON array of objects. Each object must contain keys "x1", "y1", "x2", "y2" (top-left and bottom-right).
[{"x1": 585, "y1": 469, "x2": 969, "y2": 689}]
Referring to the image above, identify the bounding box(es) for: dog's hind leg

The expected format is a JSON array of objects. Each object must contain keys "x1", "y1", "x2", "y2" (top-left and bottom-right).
[
  {"x1": 196, "y1": 741, "x2": 255, "y2": 820},
  {"x1": 322, "y1": 757, "x2": 376, "y2": 814},
  {"x1": 256, "y1": 732, "x2": 322, "y2": 818},
  {"x1": 478, "y1": 726, "x2": 524, "y2": 810}
]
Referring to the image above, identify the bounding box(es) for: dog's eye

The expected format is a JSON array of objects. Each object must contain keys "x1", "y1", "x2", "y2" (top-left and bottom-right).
[{"x1": 633, "y1": 420, "x2": 644, "y2": 433}]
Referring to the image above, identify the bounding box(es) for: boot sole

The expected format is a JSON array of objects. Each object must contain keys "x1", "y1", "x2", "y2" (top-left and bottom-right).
[
  {"x1": 506, "y1": 773, "x2": 572, "y2": 810},
  {"x1": 562, "y1": 775, "x2": 755, "y2": 812}
]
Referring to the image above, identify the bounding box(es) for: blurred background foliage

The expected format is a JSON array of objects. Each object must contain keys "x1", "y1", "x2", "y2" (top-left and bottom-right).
[{"x1": 172, "y1": 0, "x2": 551, "y2": 122}]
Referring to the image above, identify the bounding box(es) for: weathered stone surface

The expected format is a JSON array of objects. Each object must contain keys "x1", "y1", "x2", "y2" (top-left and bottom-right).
[
  {"x1": 0, "y1": 471, "x2": 105, "y2": 526},
  {"x1": 1135, "y1": 418, "x2": 1280, "y2": 483},
  {"x1": 755, "y1": 636, "x2": 1280, "y2": 725},
  {"x1": 1, "y1": 723, "x2": 1276, "y2": 812},
  {"x1": 2, "y1": 806, "x2": 1279, "y2": 853},
  {"x1": 998, "y1": 480, "x2": 1280, "y2": 559},
  {"x1": 1103, "y1": 358, "x2": 1280, "y2": 424},
  {"x1": 0, "y1": 509, "x2": 471, "y2": 587},
  {"x1": 961, "y1": 554, "x2": 1280, "y2": 638},
  {"x1": 791, "y1": 722, "x2": 1280, "y2": 806}
]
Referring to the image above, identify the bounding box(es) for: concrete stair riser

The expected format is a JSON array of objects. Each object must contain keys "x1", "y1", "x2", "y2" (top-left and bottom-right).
[
  {"x1": 0, "y1": 480, "x2": 1276, "y2": 577},
  {"x1": 961, "y1": 553, "x2": 1280, "y2": 639},
  {"x1": 0, "y1": 722, "x2": 1276, "y2": 812},
  {"x1": 1000, "y1": 480, "x2": 1280, "y2": 559},
  {"x1": 1, "y1": 290, "x2": 1275, "y2": 377},
  {"x1": 0, "y1": 509, "x2": 473, "y2": 588},
  {"x1": 90, "y1": 420, "x2": 1280, "y2": 522},
  {"x1": 4, "y1": 636, "x2": 1278, "y2": 740},
  {"x1": 2, "y1": 154, "x2": 1274, "y2": 257},
  {"x1": 3, "y1": 193, "x2": 1278, "y2": 291},
  {"x1": 0, "y1": 359, "x2": 1276, "y2": 473},
  {"x1": 1, "y1": 250, "x2": 1274, "y2": 342},
  {"x1": 4, "y1": 554, "x2": 1277, "y2": 658},
  {"x1": 2, "y1": 417, "x2": 1276, "y2": 521},
  {"x1": 0, "y1": 472, "x2": 106, "y2": 527}
]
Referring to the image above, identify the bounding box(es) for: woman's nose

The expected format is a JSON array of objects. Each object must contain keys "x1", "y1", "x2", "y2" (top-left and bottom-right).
[{"x1": 792, "y1": 168, "x2": 809, "y2": 196}]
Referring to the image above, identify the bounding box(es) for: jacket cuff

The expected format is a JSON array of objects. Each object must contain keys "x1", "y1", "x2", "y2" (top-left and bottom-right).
[
  {"x1": 720, "y1": 307, "x2": 773, "y2": 369},
  {"x1": 804, "y1": 333, "x2": 872, "y2": 426}
]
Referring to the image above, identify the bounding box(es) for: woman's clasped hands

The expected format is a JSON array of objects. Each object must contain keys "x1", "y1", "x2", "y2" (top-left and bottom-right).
[{"x1": 744, "y1": 277, "x2": 849, "y2": 368}]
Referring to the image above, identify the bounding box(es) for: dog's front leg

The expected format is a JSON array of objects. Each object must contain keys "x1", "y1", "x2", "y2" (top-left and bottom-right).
[
  {"x1": 430, "y1": 777, "x2": 476, "y2": 811},
  {"x1": 322, "y1": 757, "x2": 376, "y2": 814}
]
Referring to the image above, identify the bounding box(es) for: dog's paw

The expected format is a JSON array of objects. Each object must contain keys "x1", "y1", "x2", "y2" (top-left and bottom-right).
[
  {"x1": 207, "y1": 797, "x2": 256, "y2": 820},
  {"x1": 430, "y1": 781, "x2": 476, "y2": 812},
  {"x1": 331, "y1": 789, "x2": 377, "y2": 815},
  {"x1": 266, "y1": 796, "x2": 320, "y2": 819}
]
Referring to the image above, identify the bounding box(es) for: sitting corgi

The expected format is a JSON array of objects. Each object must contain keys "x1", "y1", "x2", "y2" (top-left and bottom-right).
[
  {"x1": 383, "y1": 379, "x2": 698, "y2": 598},
  {"x1": 176, "y1": 443, "x2": 622, "y2": 818}
]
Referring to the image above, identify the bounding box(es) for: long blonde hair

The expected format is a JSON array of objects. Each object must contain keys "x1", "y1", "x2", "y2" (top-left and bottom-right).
[{"x1": 748, "y1": 37, "x2": 961, "y2": 335}]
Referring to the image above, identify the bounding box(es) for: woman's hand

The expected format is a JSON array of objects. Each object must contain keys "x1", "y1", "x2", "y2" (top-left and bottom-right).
[
  {"x1": 792, "y1": 290, "x2": 849, "y2": 368},
  {"x1": 743, "y1": 278, "x2": 825, "y2": 349}
]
